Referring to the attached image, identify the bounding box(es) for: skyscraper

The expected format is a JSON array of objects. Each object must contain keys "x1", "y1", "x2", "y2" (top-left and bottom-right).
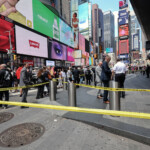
[
  {"x1": 103, "y1": 11, "x2": 115, "y2": 53},
  {"x1": 92, "y1": 4, "x2": 104, "y2": 58}
]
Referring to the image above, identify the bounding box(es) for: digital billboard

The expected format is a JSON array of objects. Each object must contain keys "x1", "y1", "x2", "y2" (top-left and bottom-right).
[
  {"x1": 75, "y1": 59, "x2": 82, "y2": 66},
  {"x1": 50, "y1": 41, "x2": 67, "y2": 60},
  {"x1": 79, "y1": 33, "x2": 85, "y2": 52},
  {"x1": 119, "y1": 24, "x2": 129, "y2": 38},
  {"x1": 0, "y1": 0, "x2": 33, "y2": 28},
  {"x1": 119, "y1": 9, "x2": 129, "y2": 25},
  {"x1": 59, "y1": 19, "x2": 74, "y2": 48},
  {"x1": 15, "y1": 25, "x2": 48, "y2": 58},
  {"x1": 0, "y1": 17, "x2": 15, "y2": 52},
  {"x1": 74, "y1": 50, "x2": 82, "y2": 59},
  {"x1": 133, "y1": 34, "x2": 139, "y2": 50},
  {"x1": 119, "y1": 39, "x2": 129, "y2": 54},
  {"x1": 46, "y1": 60, "x2": 55, "y2": 66},
  {"x1": 33, "y1": 0, "x2": 59, "y2": 40},
  {"x1": 106, "y1": 48, "x2": 113, "y2": 53},
  {"x1": 79, "y1": 2, "x2": 89, "y2": 40},
  {"x1": 119, "y1": 0, "x2": 128, "y2": 9},
  {"x1": 67, "y1": 47, "x2": 74, "y2": 62},
  {"x1": 85, "y1": 39, "x2": 89, "y2": 53},
  {"x1": 71, "y1": 0, "x2": 79, "y2": 49}
]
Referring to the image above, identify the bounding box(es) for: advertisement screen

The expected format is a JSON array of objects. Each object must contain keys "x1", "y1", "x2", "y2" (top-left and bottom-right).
[
  {"x1": 0, "y1": 17, "x2": 15, "y2": 52},
  {"x1": 75, "y1": 59, "x2": 81, "y2": 66},
  {"x1": 33, "y1": 0, "x2": 59, "y2": 40},
  {"x1": 74, "y1": 50, "x2": 82, "y2": 58},
  {"x1": 85, "y1": 39, "x2": 89, "y2": 53},
  {"x1": 71, "y1": 0, "x2": 79, "y2": 49},
  {"x1": 119, "y1": 10, "x2": 129, "y2": 25},
  {"x1": 59, "y1": 19, "x2": 74, "y2": 47},
  {"x1": 119, "y1": 0, "x2": 128, "y2": 9},
  {"x1": 15, "y1": 25, "x2": 48, "y2": 58},
  {"x1": 79, "y1": 33, "x2": 85, "y2": 52},
  {"x1": 133, "y1": 34, "x2": 139, "y2": 50},
  {"x1": 67, "y1": 47, "x2": 74, "y2": 62},
  {"x1": 0, "y1": 0, "x2": 33, "y2": 28},
  {"x1": 46, "y1": 60, "x2": 55, "y2": 66},
  {"x1": 79, "y1": 2, "x2": 89, "y2": 40},
  {"x1": 50, "y1": 41, "x2": 67, "y2": 60},
  {"x1": 132, "y1": 51, "x2": 140, "y2": 60},
  {"x1": 119, "y1": 24, "x2": 129, "y2": 37},
  {"x1": 106, "y1": 48, "x2": 113, "y2": 53},
  {"x1": 119, "y1": 39, "x2": 129, "y2": 54}
]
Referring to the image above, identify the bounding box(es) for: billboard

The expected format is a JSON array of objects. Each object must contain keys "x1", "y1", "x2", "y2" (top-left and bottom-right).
[
  {"x1": 50, "y1": 41, "x2": 67, "y2": 60},
  {"x1": 46, "y1": 60, "x2": 55, "y2": 66},
  {"x1": 85, "y1": 39, "x2": 89, "y2": 53},
  {"x1": 119, "y1": 24, "x2": 129, "y2": 38},
  {"x1": 79, "y1": 33, "x2": 85, "y2": 52},
  {"x1": 133, "y1": 34, "x2": 139, "y2": 50},
  {"x1": 71, "y1": 0, "x2": 79, "y2": 49},
  {"x1": 132, "y1": 51, "x2": 140, "y2": 60},
  {"x1": 119, "y1": 0, "x2": 128, "y2": 9},
  {"x1": 33, "y1": 0, "x2": 59, "y2": 40},
  {"x1": 0, "y1": 0, "x2": 33, "y2": 28},
  {"x1": 0, "y1": 17, "x2": 15, "y2": 52},
  {"x1": 75, "y1": 59, "x2": 82, "y2": 66},
  {"x1": 74, "y1": 50, "x2": 82, "y2": 58},
  {"x1": 79, "y1": 2, "x2": 89, "y2": 40},
  {"x1": 67, "y1": 47, "x2": 74, "y2": 62},
  {"x1": 15, "y1": 25, "x2": 48, "y2": 58},
  {"x1": 119, "y1": 39, "x2": 129, "y2": 54},
  {"x1": 59, "y1": 19, "x2": 74, "y2": 47},
  {"x1": 118, "y1": 10, "x2": 129, "y2": 25},
  {"x1": 106, "y1": 48, "x2": 113, "y2": 53}
]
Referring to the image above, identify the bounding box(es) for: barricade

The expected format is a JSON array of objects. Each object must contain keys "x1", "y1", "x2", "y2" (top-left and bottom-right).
[{"x1": 49, "y1": 80, "x2": 56, "y2": 101}]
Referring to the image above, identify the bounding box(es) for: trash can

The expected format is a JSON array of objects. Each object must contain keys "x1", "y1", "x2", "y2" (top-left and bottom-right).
[{"x1": 109, "y1": 81, "x2": 120, "y2": 110}]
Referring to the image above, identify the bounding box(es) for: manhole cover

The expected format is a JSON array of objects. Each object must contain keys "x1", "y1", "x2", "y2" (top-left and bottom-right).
[
  {"x1": 0, "y1": 112, "x2": 14, "y2": 124},
  {"x1": 0, "y1": 123, "x2": 45, "y2": 147}
]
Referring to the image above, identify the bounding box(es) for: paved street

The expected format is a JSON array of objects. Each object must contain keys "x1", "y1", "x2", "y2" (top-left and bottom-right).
[{"x1": 0, "y1": 73, "x2": 150, "y2": 149}]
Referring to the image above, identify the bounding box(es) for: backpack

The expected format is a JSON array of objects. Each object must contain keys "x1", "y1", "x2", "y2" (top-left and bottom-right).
[
  {"x1": 0, "y1": 70, "x2": 11, "y2": 87},
  {"x1": 85, "y1": 70, "x2": 91, "y2": 76}
]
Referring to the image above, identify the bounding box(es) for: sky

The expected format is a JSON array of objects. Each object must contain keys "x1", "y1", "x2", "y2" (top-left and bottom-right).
[{"x1": 89, "y1": 0, "x2": 133, "y2": 37}]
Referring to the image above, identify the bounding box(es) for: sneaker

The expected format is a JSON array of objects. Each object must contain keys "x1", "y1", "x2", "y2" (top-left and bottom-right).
[{"x1": 20, "y1": 106, "x2": 29, "y2": 109}]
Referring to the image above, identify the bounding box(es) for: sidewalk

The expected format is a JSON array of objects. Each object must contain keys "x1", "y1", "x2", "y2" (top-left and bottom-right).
[{"x1": 54, "y1": 74, "x2": 150, "y2": 145}]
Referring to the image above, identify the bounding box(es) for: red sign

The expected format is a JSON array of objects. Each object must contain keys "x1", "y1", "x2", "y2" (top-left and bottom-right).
[
  {"x1": 119, "y1": 24, "x2": 129, "y2": 37},
  {"x1": 0, "y1": 18, "x2": 15, "y2": 52},
  {"x1": 23, "y1": 60, "x2": 34, "y2": 66},
  {"x1": 119, "y1": 39, "x2": 129, "y2": 54},
  {"x1": 29, "y1": 40, "x2": 40, "y2": 48}
]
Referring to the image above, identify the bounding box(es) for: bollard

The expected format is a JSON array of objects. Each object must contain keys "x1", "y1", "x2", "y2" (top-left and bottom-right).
[
  {"x1": 68, "y1": 82, "x2": 76, "y2": 106},
  {"x1": 109, "y1": 81, "x2": 120, "y2": 110},
  {"x1": 63, "y1": 78, "x2": 68, "y2": 90},
  {"x1": 49, "y1": 80, "x2": 56, "y2": 101}
]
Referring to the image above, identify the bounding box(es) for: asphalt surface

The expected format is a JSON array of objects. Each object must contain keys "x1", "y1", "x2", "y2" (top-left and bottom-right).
[{"x1": 0, "y1": 73, "x2": 150, "y2": 150}]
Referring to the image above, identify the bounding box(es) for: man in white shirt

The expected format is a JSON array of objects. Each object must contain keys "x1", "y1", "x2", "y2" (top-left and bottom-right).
[{"x1": 112, "y1": 58, "x2": 127, "y2": 98}]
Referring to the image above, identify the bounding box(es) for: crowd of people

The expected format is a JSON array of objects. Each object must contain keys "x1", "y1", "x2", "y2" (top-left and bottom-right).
[{"x1": 0, "y1": 55, "x2": 150, "y2": 109}]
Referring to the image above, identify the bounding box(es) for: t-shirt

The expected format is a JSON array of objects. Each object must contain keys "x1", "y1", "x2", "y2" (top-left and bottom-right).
[{"x1": 113, "y1": 62, "x2": 127, "y2": 74}]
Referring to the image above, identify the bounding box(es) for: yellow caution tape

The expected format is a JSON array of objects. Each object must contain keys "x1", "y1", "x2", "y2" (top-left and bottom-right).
[
  {"x1": 0, "y1": 101, "x2": 150, "y2": 119},
  {"x1": 0, "y1": 82, "x2": 49, "y2": 91}
]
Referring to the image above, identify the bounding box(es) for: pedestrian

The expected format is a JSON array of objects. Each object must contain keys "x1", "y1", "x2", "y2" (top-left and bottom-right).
[
  {"x1": 0, "y1": 64, "x2": 12, "y2": 109},
  {"x1": 101, "y1": 55, "x2": 112, "y2": 104},
  {"x1": 73, "y1": 67, "x2": 80, "y2": 88},
  {"x1": 85, "y1": 67, "x2": 92, "y2": 85},
  {"x1": 96, "y1": 62, "x2": 103, "y2": 99},
  {"x1": 146, "y1": 59, "x2": 150, "y2": 78},
  {"x1": 19, "y1": 63, "x2": 31, "y2": 109},
  {"x1": 67, "y1": 67, "x2": 73, "y2": 83},
  {"x1": 112, "y1": 58, "x2": 127, "y2": 98},
  {"x1": 36, "y1": 68, "x2": 45, "y2": 99},
  {"x1": 57, "y1": 69, "x2": 63, "y2": 88},
  {"x1": 12, "y1": 67, "x2": 18, "y2": 93},
  {"x1": 16, "y1": 64, "x2": 24, "y2": 97}
]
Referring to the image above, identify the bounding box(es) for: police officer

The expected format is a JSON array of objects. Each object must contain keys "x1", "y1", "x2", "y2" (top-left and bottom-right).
[{"x1": 112, "y1": 58, "x2": 127, "y2": 98}]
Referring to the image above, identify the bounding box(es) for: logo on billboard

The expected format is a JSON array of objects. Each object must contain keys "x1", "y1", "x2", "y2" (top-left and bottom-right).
[
  {"x1": 29, "y1": 40, "x2": 40, "y2": 49},
  {"x1": 119, "y1": 0, "x2": 128, "y2": 9}
]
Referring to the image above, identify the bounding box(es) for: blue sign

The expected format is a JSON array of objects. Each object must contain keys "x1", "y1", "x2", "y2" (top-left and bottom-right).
[
  {"x1": 119, "y1": 10, "x2": 129, "y2": 25},
  {"x1": 118, "y1": 54, "x2": 129, "y2": 59},
  {"x1": 106, "y1": 48, "x2": 113, "y2": 53}
]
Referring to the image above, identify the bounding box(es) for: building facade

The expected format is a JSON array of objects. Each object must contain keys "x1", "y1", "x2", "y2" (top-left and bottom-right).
[
  {"x1": 92, "y1": 4, "x2": 104, "y2": 59},
  {"x1": 103, "y1": 11, "x2": 115, "y2": 53}
]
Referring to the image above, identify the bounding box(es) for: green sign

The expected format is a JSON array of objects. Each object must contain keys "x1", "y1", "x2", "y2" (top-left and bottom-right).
[{"x1": 32, "y1": 0, "x2": 59, "y2": 40}]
